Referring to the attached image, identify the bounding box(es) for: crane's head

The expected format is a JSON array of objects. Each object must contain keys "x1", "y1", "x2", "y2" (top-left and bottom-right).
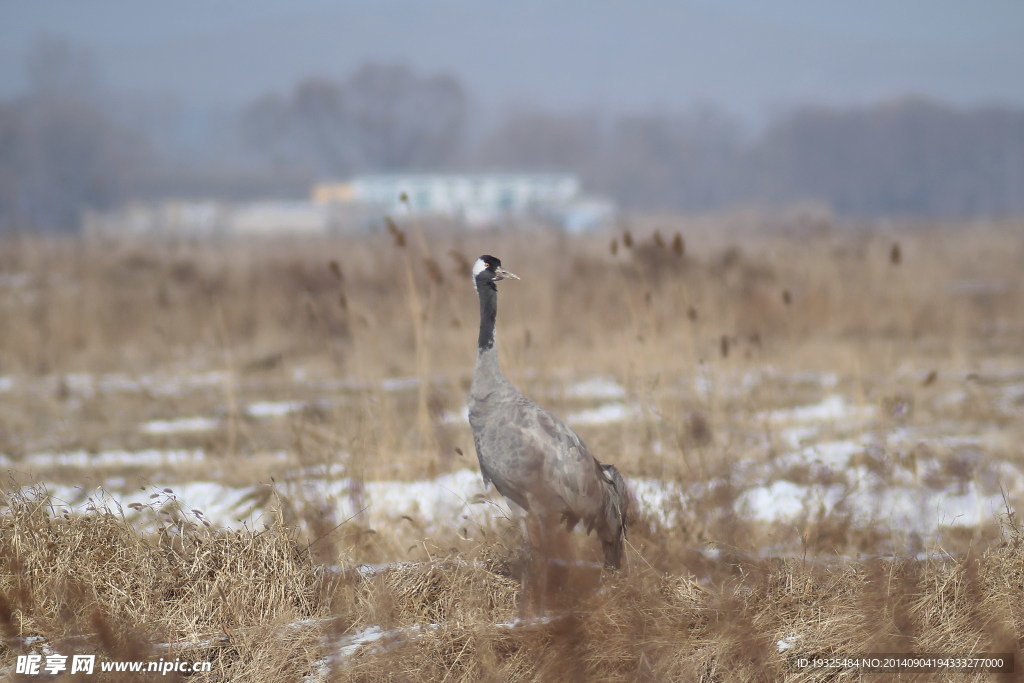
[{"x1": 473, "y1": 255, "x2": 520, "y2": 289}]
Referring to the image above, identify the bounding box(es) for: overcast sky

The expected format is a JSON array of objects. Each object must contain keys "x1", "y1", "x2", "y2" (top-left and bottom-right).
[{"x1": 2, "y1": 0, "x2": 1022, "y2": 123}]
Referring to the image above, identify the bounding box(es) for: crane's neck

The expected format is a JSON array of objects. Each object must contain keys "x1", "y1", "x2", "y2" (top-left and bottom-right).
[
  {"x1": 476, "y1": 279, "x2": 498, "y2": 353},
  {"x1": 472, "y1": 278, "x2": 509, "y2": 392}
]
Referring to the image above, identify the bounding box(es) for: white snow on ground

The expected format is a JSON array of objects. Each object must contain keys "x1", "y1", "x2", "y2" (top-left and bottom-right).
[
  {"x1": 304, "y1": 623, "x2": 443, "y2": 680},
  {"x1": 61, "y1": 373, "x2": 96, "y2": 397},
  {"x1": 439, "y1": 405, "x2": 470, "y2": 425},
  {"x1": 304, "y1": 617, "x2": 580, "y2": 680},
  {"x1": 124, "y1": 370, "x2": 230, "y2": 395},
  {"x1": 629, "y1": 477, "x2": 688, "y2": 527},
  {"x1": 379, "y1": 376, "x2": 419, "y2": 392},
  {"x1": 25, "y1": 470, "x2": 514, "y2": 534},
  {"x1": 352, "y1": 562, "x2": 422, "y2": 578},
  {"x1": 307, "y1": 616, "x2": 569, "y2": 680},
  {"x1": 739, "y1": 425, "x2": 1024, "y2": 534},
  {"x1": 139, "y1": 416, "x2": 219, "y2": 434},
  {"x1": 289, "y1": 469, "x2": 516, "y2": 533},
  {"x1": 694, "y1": 371, "x2": 714, "y2": 400},
  {"x1": 997, "y1": 383, "x2": 1024, "y2": 416},
  {"x1": 777, "y1": 425, "x2": 820, "y2": 448},
  {"x1": 33, "y1": 371, "x2": 232, "y2": 398},
  {"x1": 566, "y1": 402, "x2": 642, "y2": 425},
  {"x1": 0, "y1": 448, "x2": 207, "y2": 469},
  {"x1": 761, "y1": 395, "x2": 875, "y2": 424},
  {"x1": 738, "y1": 481, "x2": 845, "y2": 522},
  {"x1": 335, "y1": 624, "x2": 439, "y2": 658},
  {"x1": 565, "y1": 377, "x2": 626, "y2": 400},
  {"x1": 1, "y1": 448, "x2": 294, "y2": 471},
  {"x1": 737, "y1": 479, "x2": 1010, "y2": 532},
  {"x1": 246, "y1": 400, "x2": 307, "y2": 418},
  {"x1": 6, "y1": 363, "x2": 1023, "y2": 547},
  {"x1": 776, "y1": 634, "x2": 800, "y2": 653},
  {"x1": 36, "y1": 481, "x2": 261, "y2": 525},
  {"x1": 13, "y1": 432, "x2": 1023, "y2": 541},
  {"x1": 772, "y1": 440, "x2": 864, "y2": 473},
  {"x1": 334, "y1": 626, "x2": 388, "y2": 658},
  {"x1": 740, "y1": 368, "x2": 839, "y2": 391}
]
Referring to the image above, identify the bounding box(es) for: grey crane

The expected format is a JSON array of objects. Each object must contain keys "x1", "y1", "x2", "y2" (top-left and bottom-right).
[{"x1": 467, "y1": 255, "x2": 630, "y2": 609}]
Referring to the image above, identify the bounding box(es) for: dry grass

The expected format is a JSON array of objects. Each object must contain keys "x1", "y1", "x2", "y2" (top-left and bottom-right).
[{"x1": 1, "y1": 213, "x2": 1023, "y2": 680}]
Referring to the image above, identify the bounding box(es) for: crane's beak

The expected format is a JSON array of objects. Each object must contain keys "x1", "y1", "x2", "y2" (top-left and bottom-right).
[{"x1": 494, "y1": 267, "x2": 519, "y2": 282}]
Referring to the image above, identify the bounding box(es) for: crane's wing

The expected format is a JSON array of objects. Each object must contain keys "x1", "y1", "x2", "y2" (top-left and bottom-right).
[
  {"x1": 471, "y1": 431, "x2": 491, "y2": 486},
  {"x1": 527, "y1": 402, "x2": 607, "y2": 531},
  {"x1": 470, "y1": 390, "x2": 622, "y2": 536}
]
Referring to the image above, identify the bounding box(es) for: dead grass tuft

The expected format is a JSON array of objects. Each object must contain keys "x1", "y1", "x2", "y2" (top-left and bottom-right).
[{"x1": 0, "y1": 488, "x2": 329, "y2": 680}]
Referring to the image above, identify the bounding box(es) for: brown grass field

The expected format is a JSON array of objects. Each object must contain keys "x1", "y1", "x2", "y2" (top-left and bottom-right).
[{"x1": 1, "y1": 212, "x2": 1023, "y2": 680}]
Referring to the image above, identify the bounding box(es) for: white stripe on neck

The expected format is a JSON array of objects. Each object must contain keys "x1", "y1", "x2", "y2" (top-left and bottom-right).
[{"x1": 472, "y1": 258, "x2": 488, "y2": 277}]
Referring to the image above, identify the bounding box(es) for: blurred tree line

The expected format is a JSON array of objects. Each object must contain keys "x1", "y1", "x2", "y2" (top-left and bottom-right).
[
  {"x1": 2, "y1": 38, "x2": 1023, "y2": 231},
  {"x1": 0, "y1": 38, "x2": 150, "y2": 231},
  {"x1": 240, "y1": 63, "x2": 467, "y2": 177},
  {"x1": 470, "y1": 100, "x2": 1024, "y2": 217}
]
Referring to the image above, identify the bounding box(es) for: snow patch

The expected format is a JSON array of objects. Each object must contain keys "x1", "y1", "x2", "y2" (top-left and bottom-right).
[
  {"x1": 45, "y1": 371, "x2": 231, "y2": 397},
  {"x1": 247, "y1": 400, "x2": 307, "y2": 418},
  {"x1": 777, "y1": 634, "x2": 800, "y2": 652},
  {"x1": 565, "y1": 377, "x2": 626, "y2": 400},
  {"x1": 566, "y1": 402, "x2": 641, "y2": 425},
  {"x1": 439, "y1": 405, "x2": 470, "y2": 425},
  {"x1": 772, "y1": 440, "x2": 864, "y2": 472},
  {"x1": 777, "y1": 425, "x2": 819, "y2": 448},
  {"x1": 380, "y1": 376, "x2": 419, "y2": 392},
  {"x1": 629, "y1": 478, "x2": 687, "y2": 526},
  {"x1": 736, "y1": 478, "x2": 1010, "y2": 535},
  {"x1": 2, "y1": 448, "x2": 206, "y2": 469},
  {"x1": 762, "y1": 395, "x2": 874, "y2": 424},
  {"x1": 140, "y1": 417, "x2": 219, "y2": 434},
  {"x1": 24, "y1": 469, "x2": 511, "y2": 533}
]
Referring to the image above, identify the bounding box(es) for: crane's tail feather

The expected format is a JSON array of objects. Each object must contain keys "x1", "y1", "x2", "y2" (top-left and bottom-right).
[{"x1": 599, "y1": 464, "x2": 631, "y2": 570}]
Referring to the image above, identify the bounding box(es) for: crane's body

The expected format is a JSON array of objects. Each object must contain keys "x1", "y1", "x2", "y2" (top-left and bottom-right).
[{"x1": 467, "y1": 255, "x2": 629, "y2": 579}]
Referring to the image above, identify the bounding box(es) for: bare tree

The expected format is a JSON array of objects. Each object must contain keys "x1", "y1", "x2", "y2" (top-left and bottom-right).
[
  {"x1": 746, "y1": 99, "x2": 1024, "y2": 216},
  {"x1": 345, "y1": 63, "x2": 467, "y2": 171},
  {"x1": 475, "y1": 109, "x2": 604, "y2": 171},
  {"x1": 239, "y1": 63, "x2": 468, "y2": 177},
  {"x1": 0, "y1": 37, "x2": 150, "y2": 232},
  {"x1": 239, "y1": 93, "x2": 294, "y2": 171}
]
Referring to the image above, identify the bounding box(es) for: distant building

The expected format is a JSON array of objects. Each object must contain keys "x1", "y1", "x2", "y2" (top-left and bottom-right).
[
  {"x1": 313, "y1": 172, "x2": 614, "y2": 232},
  {"x1": 229, "y1": 201, "x2": 330, "y2": 236},
  {"x1": 83, "y1": 172, "x2": 614, "y2": 239},
  {"x1": 82, "y1": 200, "x2": 334, "y2": 239}
]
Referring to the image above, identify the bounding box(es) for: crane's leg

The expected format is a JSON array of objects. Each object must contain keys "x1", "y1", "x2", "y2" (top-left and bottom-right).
[
  {"x1": 520, "y1": 510, "x2": 546, "y2": 618},
  {"x1": 530, "y1": 510, "x2": 577, "y2": 616},
  {"x1": 504, "y1": 501, "x2": 538, "y2": 619},
  {"x1": 535, "y1": 513, "x2": 555, "y2": 615},
  {"x1": 524, "y1": 509, "x2": 576, "y2": 617}
]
